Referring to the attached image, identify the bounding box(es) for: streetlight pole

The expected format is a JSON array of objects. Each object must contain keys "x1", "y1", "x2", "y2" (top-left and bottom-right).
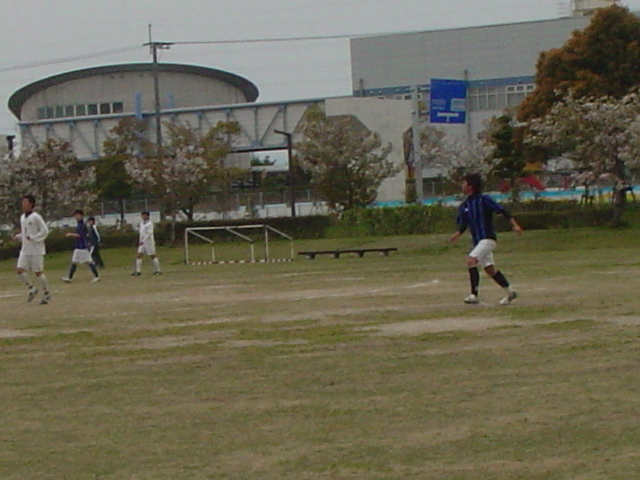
[{"x1": 274, "y1": 129, "x2": 296, "y2": 217}]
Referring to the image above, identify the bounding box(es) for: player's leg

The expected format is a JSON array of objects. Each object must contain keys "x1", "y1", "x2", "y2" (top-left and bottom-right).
[
  {"x1": 35, "y1": 267, "x2": 51, "y2": 304},
  {"x1": 482, "y1": 251, "x2": 517, "y2": 306},
  {"x1": 132, "y1": 249, "x2": 144, "y2": 275},
  {"x1": 87, "y1": 260, "x2": 101, "y2": 282},
  {"x1": 62, "y1": 251, "x2": 81, "y2": 282},
  {"x1": 94, "y1": 246, "x2": 105, "y2": 269},
  {"x1": 150, "y1": 253, "x2": 161, "y2": 275},
  {"x1": 464, "y1": 255, "x2": 480, "y2": 304},
  {"x1": 17, "y1": 254, "x2": 39, "y2": 302}
]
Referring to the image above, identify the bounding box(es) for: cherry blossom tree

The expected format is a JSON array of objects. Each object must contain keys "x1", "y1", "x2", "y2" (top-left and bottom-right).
[
  {"x1": 528, "y1": 92, "x2": 640, "y2": 222},
  {"x1": 0, "y1": 138, "x2": 95, "y2": 225},
  {"x1": 124, "y1": 120, "x2": 241, "y2": 231},
  {"x1": 404, "y1": 125, "x2": 491, "y2": 197},
  {"x1": 296, "y1": 110, "x2": 397, "y2": 211}
]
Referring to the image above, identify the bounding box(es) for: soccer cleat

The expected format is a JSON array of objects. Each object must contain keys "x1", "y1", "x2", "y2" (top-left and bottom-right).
[
  {"x1": 27, "y1": 287, "x2": 39, "y2": 303},
  {"x1": 499, "y1": 291, "x2": 518, "y2": 306},
  {"x1": 91, "y1": 277, "x2": 101, "y2": 283},
  {"x1": 463, "y1": 294, "x2": 480, "y2": 304},
  {"x1": 61, "y1": 277, "x2": 72, "y2": 283},
  {"x1": 40, "y1": 293, "x2": 51, "y2": 305},
  {"x1": 131, "y1": 272, "x2": 141, "y2": 276},
  {"x1": 153, "y1": 271, "x2": 162, "y2": 276}
]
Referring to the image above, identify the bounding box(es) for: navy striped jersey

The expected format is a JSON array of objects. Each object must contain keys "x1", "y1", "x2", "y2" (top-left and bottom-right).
[
  {"x1": 456, "y1": 193, "x2": 513, "y2": 245},
  {"x1": 75, "y1": 219, "x2": 89, "y2": 250}
]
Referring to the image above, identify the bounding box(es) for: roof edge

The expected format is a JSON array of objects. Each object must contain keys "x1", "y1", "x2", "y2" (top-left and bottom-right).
[{"x1": 8, "y1": 63, "x2": 259, "y2": 119}]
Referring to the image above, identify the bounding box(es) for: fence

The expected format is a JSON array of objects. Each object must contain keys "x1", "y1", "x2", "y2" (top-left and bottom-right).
[{"x1": 91, "y1": 190, "x2": 328, "y2": 226}]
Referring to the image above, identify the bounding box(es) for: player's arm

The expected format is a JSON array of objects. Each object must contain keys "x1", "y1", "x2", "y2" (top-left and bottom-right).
[
  {"x1": 449, "y1": 211, "x2": 468, "y2": 243},
  {"x1": 485, "y1": 197, "x2": 522, "y2": 235},
  {"x1": 509, "y1": 217, "x2": 523, "y2": 235},
  {"x1": 28, "y1": 215, "x2": 50, "y2": 242}
]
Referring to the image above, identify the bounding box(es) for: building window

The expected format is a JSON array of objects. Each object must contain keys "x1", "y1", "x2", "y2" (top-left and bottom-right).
[
  {"x1": 54, "y1": 106, "x2": 64, "y2": 118},
  {"x1": 76, "y1": 104, "x2": 86, "y2": 116},
  {"x1": 100, "y1": 103, "x2": 111, "y2": 114},
  {"x1": 112, "y1": 102, "x2": 124, "y2": 114},
  {"x1": 88, "y1": 104, "x2": 98, "y2": 115},
  {"x1": 45, "y1": 107, "x2": 54, "y2": 119},
  {"x1": 65, "y1": 105, "x2": 74, "y2": 117},
  {"x1": 37, "y1": 107, "x2": 46, "y2": 120}
]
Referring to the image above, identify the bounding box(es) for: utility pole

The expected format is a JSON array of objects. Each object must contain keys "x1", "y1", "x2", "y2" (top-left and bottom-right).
[
  {"x1": 411, "y1": 86, "x2": 424, "y2": 204},
  {"x1": 274, "y1": 129, "x2": 296, "y2": 217},
  {"x1": 144, "y1": 25, "x2": 173, "y2": 159}
]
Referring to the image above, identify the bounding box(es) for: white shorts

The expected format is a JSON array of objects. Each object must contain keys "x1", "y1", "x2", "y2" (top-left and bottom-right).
[
  {"x1": 468, "y1": 239, "x2": 497, "y2": 268},
  {"x1": 17, "y1": 253, "x2": 44, "y2": 273},
  {"x1": 72, "y1": 249, "x2": 93, "y2": 264},
  {"x1": 138, "y1": 242, "x2": 156, "y2": 256}
]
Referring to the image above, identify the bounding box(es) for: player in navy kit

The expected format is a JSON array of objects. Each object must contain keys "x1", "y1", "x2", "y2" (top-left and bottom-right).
[
  {"x1": 449, "y1": 174, "x2": 522, "y2": 305},
  {"x1": 61, "y1": 209, "x2": 101, "y2": 283}
]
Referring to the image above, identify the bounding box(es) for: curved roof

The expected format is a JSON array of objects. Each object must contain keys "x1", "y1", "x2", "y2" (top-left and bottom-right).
[{"x1": 8, "y1": 63, "x2": 259, "y2": 119}]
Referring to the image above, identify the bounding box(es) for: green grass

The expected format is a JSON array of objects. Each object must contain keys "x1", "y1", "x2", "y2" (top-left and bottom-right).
[{"x1": 0, "y1": 227, "x2": 639, "y2": 479}]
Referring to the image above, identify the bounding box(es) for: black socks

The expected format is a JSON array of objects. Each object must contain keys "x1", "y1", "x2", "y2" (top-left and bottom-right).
[
  {"x1": 492, "y1": 270, "x2": 510, "y2": 289},
  {"x1": 468, "y1": 267, "x2": 480, "y2": 295}
]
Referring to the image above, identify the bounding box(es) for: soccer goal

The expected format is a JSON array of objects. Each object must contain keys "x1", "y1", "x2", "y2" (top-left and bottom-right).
[{"x1": 184, "y1": 224, "x2": 294, "y2": 265}]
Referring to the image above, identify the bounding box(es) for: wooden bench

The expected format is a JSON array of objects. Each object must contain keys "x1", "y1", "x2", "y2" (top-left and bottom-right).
[{"x1": 298, "y1": 248, "x2": 398, "y2": 259}]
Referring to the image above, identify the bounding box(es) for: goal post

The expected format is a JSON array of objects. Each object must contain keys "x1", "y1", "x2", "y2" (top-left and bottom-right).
[{"x1": 184, "y1": 224, "x2": 294, "y2": 265}]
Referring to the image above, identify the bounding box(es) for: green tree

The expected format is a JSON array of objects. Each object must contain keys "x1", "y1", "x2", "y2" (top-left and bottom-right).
[
  {"x1": 518, "y1": 5, "x2": 640, "y2": 121},
  {"x1": 99, "y1": 118, "x2": 152, "y2": 228},
  {"x1": 486, "y1": 114, "x2": 528, "y2": 201},
  {"x1": 296, "y1": 110, "x2": 397, "y2": 211}
]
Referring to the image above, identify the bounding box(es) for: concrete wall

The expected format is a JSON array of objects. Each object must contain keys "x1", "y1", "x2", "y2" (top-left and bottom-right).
[{"x1": 325, "y1": 97, "x2": 412, "y2": 204}]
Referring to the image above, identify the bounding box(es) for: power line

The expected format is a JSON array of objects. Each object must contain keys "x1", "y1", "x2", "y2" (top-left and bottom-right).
[
  {"x1": 0, "y1": 45, "x2": 142, "y2": 74},
  {"x1": 169, "y1": 29, "x2": 430, "y2": 46}
]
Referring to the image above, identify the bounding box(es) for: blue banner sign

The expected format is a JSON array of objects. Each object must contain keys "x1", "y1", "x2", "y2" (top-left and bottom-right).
[{"x1": 429, "y1": 79, "x2": 467, "y2": 124}]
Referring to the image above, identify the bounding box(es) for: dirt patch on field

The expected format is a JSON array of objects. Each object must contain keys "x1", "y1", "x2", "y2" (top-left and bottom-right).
[
  {"x1": 0, "y1": 329, "x2": 34, "y2": 338},
  {"x1": 374, "y1": 317, "x2": 508, "y2": 335}
]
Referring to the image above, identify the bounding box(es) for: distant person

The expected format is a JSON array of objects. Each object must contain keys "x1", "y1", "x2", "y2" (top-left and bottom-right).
[
  {"x1": 14, "y1": 195, "x2": 51, "y2": 304},
  {"x1": 87, "y1": 216, "x2": 105, "y2": 269},
  {"x1": 61, "y1": 209, "x2": 101, "y2": 283},
  {"x1": 132, "y1": 211, "x2": 161, "y2": 276},
  {"x1": 449, "y1": 173, "x2": 522, "y2": 305}
]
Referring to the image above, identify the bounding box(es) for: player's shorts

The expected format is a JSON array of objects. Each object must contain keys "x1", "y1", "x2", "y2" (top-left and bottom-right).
[
  {"x1": 72, "y1": 248, "x2": 93, "y2": 264},
  {"x1": 138, "y1": 242, "x2": 156, "y2": 256},
  {"x1": 468, "y1": 239, "x2": 497, "y2": 268},
  {"x1": 17, "y1": 253, "x2": 44, "y2": 273}
]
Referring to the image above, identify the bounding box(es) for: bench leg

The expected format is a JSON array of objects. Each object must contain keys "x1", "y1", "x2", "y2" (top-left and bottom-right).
[
  {"x1": 358, "y1": 251, "x2": 365, "y2": 258},
  {"x1": 333, "y1": 252, "x2": 340, "y2": 259},
  {"x1": 309, "y1": 254, "x2": 316, "y2": 260}
]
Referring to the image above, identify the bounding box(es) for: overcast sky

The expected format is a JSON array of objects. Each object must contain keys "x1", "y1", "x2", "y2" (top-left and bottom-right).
[{"x1": 2, "y1": 0, "x2": 640, "y2": 134}]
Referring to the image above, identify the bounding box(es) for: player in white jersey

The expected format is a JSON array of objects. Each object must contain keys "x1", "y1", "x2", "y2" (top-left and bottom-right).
[
  {"x1": 14, "y1": 195, "x2": 51, "y2": 304},
  {"x1": 131, "y1": 211, "x2": 161, "y2": 276}
]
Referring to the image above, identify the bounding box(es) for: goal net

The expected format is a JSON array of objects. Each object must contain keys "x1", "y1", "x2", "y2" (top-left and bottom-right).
[{"x1": 184, "y1": 224, "x2": 294, "y2": 265}]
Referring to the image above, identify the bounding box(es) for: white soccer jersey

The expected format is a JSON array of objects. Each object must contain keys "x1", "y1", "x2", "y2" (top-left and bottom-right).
[
  {"x1": 18, "y1": 211, "x2": 49, "y2": 255},
  {"x1": 139, "y1": 220, "x2": 155, "y2": 246}
]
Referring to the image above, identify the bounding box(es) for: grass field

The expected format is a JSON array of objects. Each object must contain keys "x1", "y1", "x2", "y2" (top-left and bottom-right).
[{"x1": 1, "y1": 227, "x2": 639, "y2": 480}]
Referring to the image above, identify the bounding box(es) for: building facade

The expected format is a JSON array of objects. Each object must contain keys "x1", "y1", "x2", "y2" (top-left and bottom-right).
[{"x1": 9, "y1": 63, "x2": 259, "y2": 160}]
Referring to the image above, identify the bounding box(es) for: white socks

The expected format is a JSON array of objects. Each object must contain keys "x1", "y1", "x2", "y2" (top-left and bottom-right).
[
  {"x1": 18, "y1": 272, "x2": 32, "y2": 288},
  {"x1": 135, "y1": 258, "x2": 161, "y2": 273},
  {"x1": 38, "y1": 274, "x2": 49, "y2": 293}
]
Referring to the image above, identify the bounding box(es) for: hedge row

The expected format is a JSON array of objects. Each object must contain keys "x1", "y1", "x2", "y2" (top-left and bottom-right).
[{"x1": 0, "y1": 203, "x2": 634, "y2": 261}]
